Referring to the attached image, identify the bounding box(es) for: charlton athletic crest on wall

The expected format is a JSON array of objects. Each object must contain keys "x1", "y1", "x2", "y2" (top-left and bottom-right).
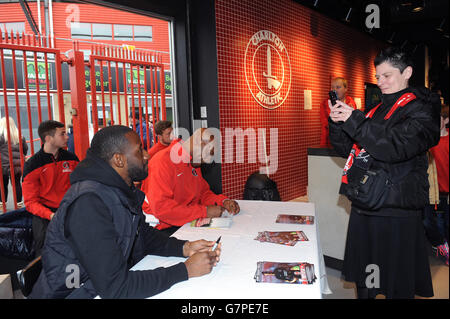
[{"x1": 244, "y1": 30, "x2": 292, "y2": 110}]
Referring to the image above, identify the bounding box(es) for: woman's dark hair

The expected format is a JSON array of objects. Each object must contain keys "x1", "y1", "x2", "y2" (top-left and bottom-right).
[
  {"x1": 374, "y1": 46, "x2": 413, "y2": 73},
  {"x1": 89, "y1": 125, "x2": 134, "y2": 162}
]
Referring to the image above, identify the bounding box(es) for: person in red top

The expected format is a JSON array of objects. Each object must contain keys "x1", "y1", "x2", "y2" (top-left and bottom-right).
[
  {"x1": 319, "y1": 77, "x2": 357, "y2": 147},
  {"x1": 141, "y1": 128, "x2": 240, "y2": 235},
  {"x1": 428, "y1": 104, "x2": 449, "y2": 264},
  {"x1": 431, "y1": 105, "x2": 449, "y2": 195},
  {"x1": 148, "y1": 120, "x2": 174, "y2": 159},
  {"x1": 22, "y1": 120, "x2": 79, "y2": 256}
]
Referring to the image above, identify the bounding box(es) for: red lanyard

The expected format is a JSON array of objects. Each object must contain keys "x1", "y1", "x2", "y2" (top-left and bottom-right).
[{"x1": 341, "y1": 93, "x2": 416, "y2": 184}]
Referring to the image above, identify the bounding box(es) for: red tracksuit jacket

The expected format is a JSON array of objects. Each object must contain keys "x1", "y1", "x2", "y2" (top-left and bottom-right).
[
  {"x1": 148, "y1": 140, "x2": 169, "y2": 159},
  {"x1": 22, "y1": 148, "x2": 79, "y2": 220},
  {"x1": 141, "y1": 140, "x2": 227, "y2": 230}
]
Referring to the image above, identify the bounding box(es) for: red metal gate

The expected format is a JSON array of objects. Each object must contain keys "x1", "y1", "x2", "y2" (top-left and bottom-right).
[
  {"x1": 84, "y1": 42, "x2": 167, "y2": 152},
  {"x1": 0, "y1": 32, "x2": 65, "y2": 211},
  {"x1": 0, "y1": 33, "x2": 167, "y2": 212}
]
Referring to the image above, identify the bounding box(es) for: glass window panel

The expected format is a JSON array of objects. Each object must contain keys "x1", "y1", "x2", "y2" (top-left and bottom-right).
[
  {"x1": 113, "y1": 24, "x2": 133, "y2": 41},
  {"x1": 4, "y1": 22, "x2": 25, "y2": 33},
  {"x1": 133, "y1": 25, "x2": 152, "y2": 42},
  {"x1": 92, "y1": 23, "x2": 112, "y2": 40},
  {"x1": 71, "y1": 22, "x2": 91, "y2": 39},
  {"x1": 1, "y1": 22, "x2": 25, "y2": 37}
]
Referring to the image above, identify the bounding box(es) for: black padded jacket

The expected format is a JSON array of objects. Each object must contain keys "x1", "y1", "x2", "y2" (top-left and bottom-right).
[{"x1": 329, "y1": 87, "x2": 440, "y2": 216}]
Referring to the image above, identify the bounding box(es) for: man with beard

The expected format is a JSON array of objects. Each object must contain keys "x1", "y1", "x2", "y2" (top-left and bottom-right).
[{"x1": 29, "y1": 125, "x2": 221, "y2": 299}]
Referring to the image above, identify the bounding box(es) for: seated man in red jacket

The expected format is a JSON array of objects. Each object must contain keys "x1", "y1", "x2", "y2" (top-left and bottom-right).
[
  {"x1": 141, "y1": 128, "x2": 240, "y2": 235},
  {"x1": 319, "y1": 77, "x2": 357, "y2": 147},
  {"x1": 22, "y1": 120, "x2": 79, "y2": 256}
]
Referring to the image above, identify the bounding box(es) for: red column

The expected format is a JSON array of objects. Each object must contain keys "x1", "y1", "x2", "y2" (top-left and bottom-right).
[{"x1": 68, "y1": 48, "x2": 90, "y2": 160}]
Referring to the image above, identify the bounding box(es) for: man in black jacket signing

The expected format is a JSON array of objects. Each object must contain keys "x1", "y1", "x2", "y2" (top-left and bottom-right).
[{"x1": 30, "y1": 125, "x2": 220, "y2": 299}]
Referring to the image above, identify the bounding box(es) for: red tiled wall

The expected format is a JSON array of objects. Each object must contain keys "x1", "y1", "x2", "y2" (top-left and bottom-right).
[{"x1": 215, "y1": 0, "x2": 385, "y2": 201}]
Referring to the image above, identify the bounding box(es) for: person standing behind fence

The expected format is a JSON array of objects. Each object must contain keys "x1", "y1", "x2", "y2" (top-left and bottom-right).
[
  {"x1": 129, "y1": 111, "x2": 153, "y2": 150},
  {"x1": 22, "y1": 120, "x2": 79, "y2": 256},
  {"x1": 0, "y1": 117, "x2": 28, "y2": 209}
]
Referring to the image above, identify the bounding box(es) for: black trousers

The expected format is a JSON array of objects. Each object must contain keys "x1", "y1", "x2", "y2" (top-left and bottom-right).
[
  {"x1": 32, "y1": 215, "x2": 50, "y2": 257},
  {"x1": 158, "y1": 226, "x2": 180, "y2": 237},
  {"x1": 422, "y1": 202, "x2": 448, "y2": 247},
  {"x1": 2, "y1": 172, "x2": 22, "y2": 202}
]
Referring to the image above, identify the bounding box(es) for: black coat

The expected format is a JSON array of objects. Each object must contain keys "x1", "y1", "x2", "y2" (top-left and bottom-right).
[
  {"x1": 0, "y1": 136, "x2": 28, "y2": 175},
  {"x1": 30, "y1": 150, "x2": 188, "y2": 299},
  {"x1": 0, "y1": 208, "x2": 34, "y2": 259},
  {"x1": 329, "y1": 87, "x2": 440, "y2": 216}
]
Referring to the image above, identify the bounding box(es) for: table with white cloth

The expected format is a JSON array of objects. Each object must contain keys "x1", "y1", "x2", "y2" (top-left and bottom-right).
[{"x1": 134, "y1": 200, "x2": 331, "y2": 299}]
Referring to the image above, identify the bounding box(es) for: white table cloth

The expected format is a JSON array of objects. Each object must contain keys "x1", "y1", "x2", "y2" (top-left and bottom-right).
[{"x1": 132, "y1": 200, "x2": 331, "y2": 299}]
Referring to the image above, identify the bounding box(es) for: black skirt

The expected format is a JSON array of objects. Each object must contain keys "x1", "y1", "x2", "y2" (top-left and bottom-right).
[{"x1": 342, "y1": 208, "x2": 434, "y2": 299}]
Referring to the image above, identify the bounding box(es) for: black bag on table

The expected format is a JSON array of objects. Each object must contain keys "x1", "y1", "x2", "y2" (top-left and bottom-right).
[{"x1": 243, "y1": 172, "x2": 281, "y2": 201}]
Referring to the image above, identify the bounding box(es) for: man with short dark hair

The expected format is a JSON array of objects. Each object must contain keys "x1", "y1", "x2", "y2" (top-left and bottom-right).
[
  {"x1": 30, "y1": 125, "x2": 220, "y2": 299},
  {"x1": 22, "y1": 120, "x2": 79, "y2": 256},
  {"x1": 148, "y1": 120, "x2": 174, "y2": 159}
]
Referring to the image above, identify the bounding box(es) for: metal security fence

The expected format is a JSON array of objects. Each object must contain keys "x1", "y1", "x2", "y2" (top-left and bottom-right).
[
  {"x1": 0, "y1": 32, "x2": 65, "y2": 211},
  {"x1": 86, "y1": 43, "x2": 167, "y2": 150},
  {"x1": 0, "y1": 32, "x2": 168, "y2": 212}
]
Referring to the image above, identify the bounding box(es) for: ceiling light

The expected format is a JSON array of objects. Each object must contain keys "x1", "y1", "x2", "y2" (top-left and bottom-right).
[
  {"x1": 411, "y1": 0, "x2": 424, "y2": 12},
  {"x1": 387, "y1": 32, "x2": 396, "y2": 43},
  {"x1": 436, "y1": 18, "x2": 446, "y2": 32},
  {"x1": 344, "y1": 8, "x2": 352, "y2": 22}
]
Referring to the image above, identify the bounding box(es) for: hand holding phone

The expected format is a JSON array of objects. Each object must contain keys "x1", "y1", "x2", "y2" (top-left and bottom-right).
[{"x1": 329, "y1": 90, "x2": 338, "y2": 107}]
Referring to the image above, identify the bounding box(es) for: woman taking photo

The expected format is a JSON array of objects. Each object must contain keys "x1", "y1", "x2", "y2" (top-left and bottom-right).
[
  {"x1": 0, "y1": 116, "x2": 28, "y2": 209},
  {"x1": 328, "y1": 47, "x2": 440, "y2": 299}
]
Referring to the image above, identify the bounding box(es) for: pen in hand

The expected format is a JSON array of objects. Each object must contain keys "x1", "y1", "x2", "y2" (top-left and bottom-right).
[{"x1": 212, "y1": 236, "x2": 221, "y2": 251}]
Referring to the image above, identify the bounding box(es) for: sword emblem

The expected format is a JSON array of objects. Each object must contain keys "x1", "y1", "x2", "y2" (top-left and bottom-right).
[{"x1": 263, "y1": 46, "x2": 281, "y2": 90}]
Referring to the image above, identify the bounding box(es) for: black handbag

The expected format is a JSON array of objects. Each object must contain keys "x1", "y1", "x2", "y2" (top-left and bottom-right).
[
  {"x1": 344, "y1": 157, "x2": 417, "y2": 211},
  {"x1": 344, "y1": 165, "x2": 392, "y2": 211}
]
